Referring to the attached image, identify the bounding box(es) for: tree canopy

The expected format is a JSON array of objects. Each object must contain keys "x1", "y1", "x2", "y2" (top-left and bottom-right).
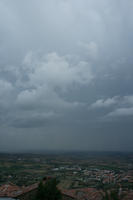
[{"x1": 36, "y1": 178, "x2": 62, "y2": 200}]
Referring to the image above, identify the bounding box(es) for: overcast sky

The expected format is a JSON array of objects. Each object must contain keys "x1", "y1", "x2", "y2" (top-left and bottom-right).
[{"x1": 0, "y1": 0, "x2": 133, "y2": 152}]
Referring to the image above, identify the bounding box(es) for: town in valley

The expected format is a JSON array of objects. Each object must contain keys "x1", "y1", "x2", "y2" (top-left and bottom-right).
[{"x1": 0, "y1": 152, "x2": 133, "y2": 200}]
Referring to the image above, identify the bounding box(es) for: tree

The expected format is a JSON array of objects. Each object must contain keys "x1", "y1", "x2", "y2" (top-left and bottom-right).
[
  {"x1": 36, "y1": 178, "x2": 62, "y2": 200},
  {"x1": 102, "y1": 190, "x2": 119, "y2": 200},
  {"x1": 110, "y1": 190, "x2": 119, "y2": 200},
  {"x1": 36, "y1": 181, "x2": 45, "y2": 200}
]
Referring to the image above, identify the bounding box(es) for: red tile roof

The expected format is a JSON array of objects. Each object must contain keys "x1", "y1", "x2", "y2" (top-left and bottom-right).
[
  {"x1": 62, "y1": 188, "x2": 103, "y2": 200},
  {"x1": 0, "y1": 183, "x2": 22, "y2": 197},
  {"x1": 0, "y1": 182, "x2": 103, "y2": 200},
  {"x1": 1, "y1": 182, "x2": 133, "y2": 200}
]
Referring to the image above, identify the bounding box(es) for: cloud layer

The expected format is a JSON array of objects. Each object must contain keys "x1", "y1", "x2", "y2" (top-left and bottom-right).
[{"x1": 0, "y1": 0, "x2": 133, "y2": 151}]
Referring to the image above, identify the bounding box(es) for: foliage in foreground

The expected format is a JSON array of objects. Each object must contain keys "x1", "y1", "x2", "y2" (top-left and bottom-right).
[{"x1": 36, "y1": 178, "x2": 62, "y2": 200}]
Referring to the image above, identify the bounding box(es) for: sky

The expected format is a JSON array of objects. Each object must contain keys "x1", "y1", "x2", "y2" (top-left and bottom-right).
[{"x1": 0, "y1": 0, "x2": 133, "y2": 152}]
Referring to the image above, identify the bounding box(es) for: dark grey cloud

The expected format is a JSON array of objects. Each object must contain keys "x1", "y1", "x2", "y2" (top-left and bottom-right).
[{"x1": 0, "y1": 0, "x2": 133, "y2": 151}]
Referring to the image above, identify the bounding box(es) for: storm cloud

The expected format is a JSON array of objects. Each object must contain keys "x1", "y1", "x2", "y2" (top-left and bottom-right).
[{"x1": 0, "y1": 0, "x2": 133, "y2": 151}]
